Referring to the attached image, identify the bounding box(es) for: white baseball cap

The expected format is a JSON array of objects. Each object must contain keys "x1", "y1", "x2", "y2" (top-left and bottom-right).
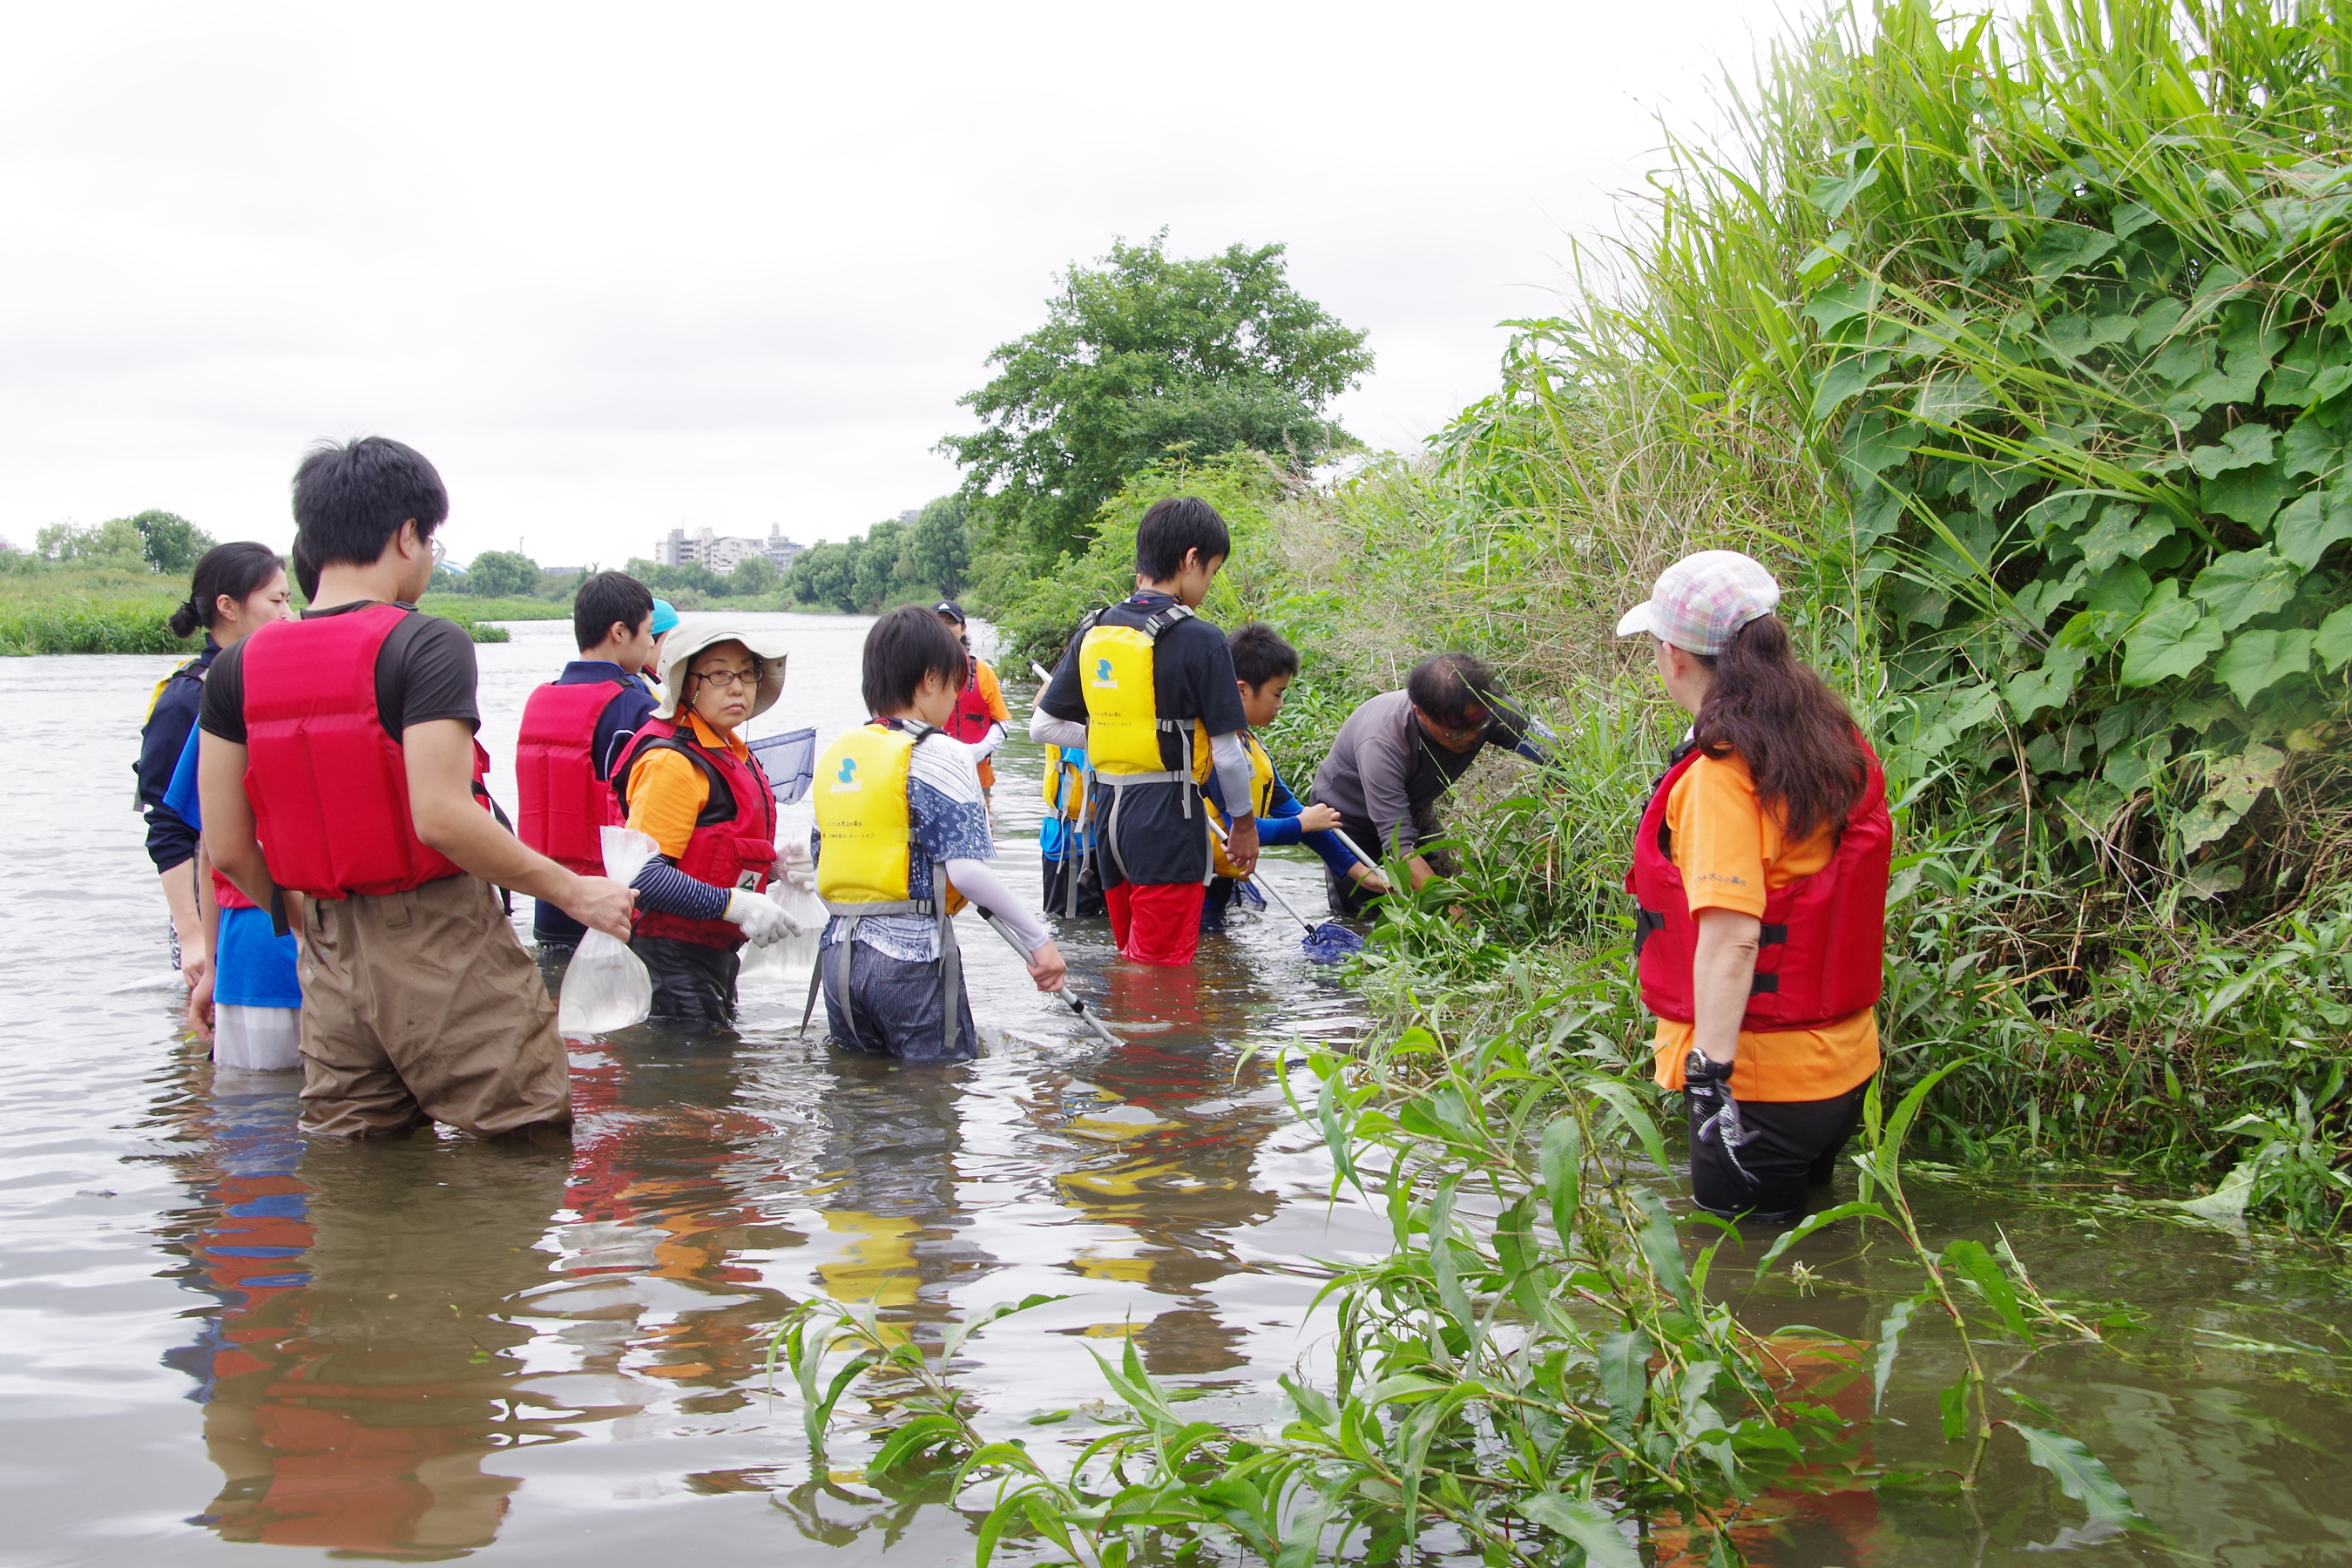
[{"x1": 1615, "y1": 551, "x2": 1781, "y2": 655}]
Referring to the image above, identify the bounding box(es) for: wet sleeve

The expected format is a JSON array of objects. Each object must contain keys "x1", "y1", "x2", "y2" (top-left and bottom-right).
[
  {"x1": 622, "y1": 747, "x2": 713, "y2": 862},
  {"x1": 1669, "y1": 758, "x2": 1768, "y2": 918},
  {"x1": 199, "y1": 640, "x2": 246, "y2": 744}
]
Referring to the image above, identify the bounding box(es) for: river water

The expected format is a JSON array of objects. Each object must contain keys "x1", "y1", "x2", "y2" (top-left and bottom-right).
[{"x1": 3, "y1": 612, "x2": 2349, "y2": 1565}]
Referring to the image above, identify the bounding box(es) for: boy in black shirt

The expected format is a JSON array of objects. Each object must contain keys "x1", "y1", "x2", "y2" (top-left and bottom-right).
[{"x1": 1029, "y1": 498, "x2": 1258, "y2": 966}]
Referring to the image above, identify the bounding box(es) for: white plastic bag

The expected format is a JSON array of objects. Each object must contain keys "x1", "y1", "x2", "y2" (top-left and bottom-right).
[
  {"x1": 735, "y1": 878, "x2": 823, "y2": 990},
  {"x1": 557, "y1": 827, "x2": 659, "y2": 1036}
]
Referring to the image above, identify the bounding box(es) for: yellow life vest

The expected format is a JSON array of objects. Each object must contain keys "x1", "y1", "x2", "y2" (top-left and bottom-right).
[
  {"x1": 812, "y1": 721, "x2": 967, "y2": 916},
  {"x1": 1192, "y1": 725, "x2": 1277, "y2": 878},
  {"x1": 1078, "y1": 605, "x2": 1195, "y2": 785},
  {"x1": 1042, "y1": 745, "x2": 1090, "y2": 820}
]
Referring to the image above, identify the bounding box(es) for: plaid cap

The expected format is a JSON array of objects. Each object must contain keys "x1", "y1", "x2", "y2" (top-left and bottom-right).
[{"x1": 1614, "y1": 551, "x2": 1781, "y2": 655}]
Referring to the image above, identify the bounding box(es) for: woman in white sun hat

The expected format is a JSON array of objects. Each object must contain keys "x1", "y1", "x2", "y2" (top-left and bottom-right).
[
  {"x1": 1617, "y1": 551, "x2": 1891, "y2": 1224},
  {"x1": 611, "y1": 617, "x2": 807, "y2": 1024}
]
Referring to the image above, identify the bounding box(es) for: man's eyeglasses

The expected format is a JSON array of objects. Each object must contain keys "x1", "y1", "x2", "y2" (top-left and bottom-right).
[{"x1": 692, "y1": 665, "x2": 762, "y2": 690}]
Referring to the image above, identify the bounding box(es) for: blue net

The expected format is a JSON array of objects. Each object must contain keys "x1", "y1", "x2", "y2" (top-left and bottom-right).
[{"x1": 1301, "y1": 923, "x2": 1366, "y2": 963}]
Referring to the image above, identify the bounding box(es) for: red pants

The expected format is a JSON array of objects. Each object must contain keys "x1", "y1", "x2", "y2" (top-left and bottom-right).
[{"x1": 1104, "y1": 882, "x2": 1206, "y2": 967}]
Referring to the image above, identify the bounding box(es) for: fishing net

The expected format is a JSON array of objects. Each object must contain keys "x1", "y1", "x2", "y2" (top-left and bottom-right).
[{"x1": 1301, "y1": 922, "x2": 1366, "y2": 964}]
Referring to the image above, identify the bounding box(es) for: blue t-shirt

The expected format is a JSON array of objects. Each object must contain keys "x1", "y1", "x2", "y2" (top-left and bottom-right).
[{"x1": 163, "y1": 730, "x2": 302, "y2": 1009}]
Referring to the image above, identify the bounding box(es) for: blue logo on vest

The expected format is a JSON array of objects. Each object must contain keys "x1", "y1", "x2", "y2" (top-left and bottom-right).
[
  {"x1": 1093, "y1": 657, "x2": 1114, "y2": 685},
  {"x1": 835, "y1": 757, "x2": 859, "y2": 787}
]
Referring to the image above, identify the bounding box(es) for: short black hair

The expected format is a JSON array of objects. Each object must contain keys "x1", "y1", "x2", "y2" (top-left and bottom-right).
[
  {"x1": 169, "y1": 542, "x2": 284, "y2": 638},
  {"x1": 291, "y1": 436, "x2": 449, "y2": 569},
  {"x1": 573, "y1": 571, "x2": 654, "y2": 652},
  {"x1": 290, "y1": 537, "x2": 319, "y2": 603},
  {"x1": 1407, "y1": 652, "x2": 1501, "y2": 728},
  {"x1": 1228, "y1": 621, "x2": 1299, "y2": 687},
  {"x1": 862, "y1": 603, "x2": 969, "y2": 716},
  {"x1": 1133, "y1": 497, "x2": 1231, "y2": 582}
]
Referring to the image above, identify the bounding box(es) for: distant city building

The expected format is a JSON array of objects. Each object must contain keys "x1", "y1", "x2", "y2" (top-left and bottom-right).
[
  {"x1": 658, "y1": 524, "x2": 804, "y2": 575},
  {"x1": 898, "y1": 509, "x2": 920, "y2": 524}
]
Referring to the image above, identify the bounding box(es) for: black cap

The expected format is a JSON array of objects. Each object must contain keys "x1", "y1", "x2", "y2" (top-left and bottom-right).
[{"x1": 933, "y1": 600, "x2": 966, "y2": 625}]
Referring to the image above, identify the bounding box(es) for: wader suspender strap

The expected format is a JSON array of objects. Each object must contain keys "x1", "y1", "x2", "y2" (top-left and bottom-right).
[{"x1": 934, "y1": 862, "x2": 960, "y2": 1058}]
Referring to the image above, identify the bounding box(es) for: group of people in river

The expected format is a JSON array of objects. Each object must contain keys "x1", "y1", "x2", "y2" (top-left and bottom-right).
[{"x1": 133, "y1": 434, "x2": 1889, "y2": 1227}]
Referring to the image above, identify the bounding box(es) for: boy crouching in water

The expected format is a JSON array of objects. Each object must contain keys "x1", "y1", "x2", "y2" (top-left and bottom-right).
[{"x1": 809, "y1": 605, "x2": 1067, "y2": 1063}]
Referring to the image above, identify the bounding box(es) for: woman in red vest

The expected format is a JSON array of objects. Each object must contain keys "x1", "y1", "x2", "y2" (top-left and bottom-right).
[{"x1": 1616, "y1": 551, "x2": 1889, "y2": 1223}]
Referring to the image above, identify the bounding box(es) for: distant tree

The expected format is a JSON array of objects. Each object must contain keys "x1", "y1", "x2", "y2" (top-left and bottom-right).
[
  {"x1": 788, "y1": 539, "x2": 863, "y2": 612},
  {"x1": 466, "y1": 549, "x2": 541, "y2": 598},
  {"x1": 941, "y1": 233, "x2": 1373, "y2": 558},
  {"x1": 123, "y1": 510, "x2": 214, "y2": 574},
  {"x1": 898, "y1": 495, "x2": 971, "y2": 599},
  {"x1": 852, "y1": 520, "x2": 908, "y2": 612},
  {"x1": 36, "y1": 517, "x2": 145, "y2": 563},
  {"x1": 622, "y1": 556, "x2": 726, "y2": 598},
  {"x1": 429, "y1": 563, "x2": 468, "y2": 593},
  {"x1": 728, "y1": 554, "x2": 778, "y2": 596}
]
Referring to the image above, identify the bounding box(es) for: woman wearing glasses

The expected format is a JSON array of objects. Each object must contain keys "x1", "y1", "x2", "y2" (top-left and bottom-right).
[{"x1": 614, "y1": 618, "x2": 801, "y2": 1023}]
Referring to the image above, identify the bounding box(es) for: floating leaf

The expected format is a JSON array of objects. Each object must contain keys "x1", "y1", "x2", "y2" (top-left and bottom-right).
[
  {"x1": 2006, "y1": 1423, "x2": 2144, "y2": 1524},
  {"x1": 2120, "y1": 591, "x2": 2224, "y2": 686},
  {"x1": 2192, "y1": 548, "x2": 2299, "y2": 630},
  {"x1": 2213, "y1": 629, "x2": 2315, "y2": 704},
  {"x1": 2274, "y1": 488, "x2": 2352, "y2": 570},
  {"x1": 1518, "y1": 1496, "x2": 1639, "y2": 1568}
]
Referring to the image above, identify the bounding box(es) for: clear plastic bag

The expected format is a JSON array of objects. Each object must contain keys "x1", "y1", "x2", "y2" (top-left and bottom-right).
[
  {"x1": 557, "y1": 827, "x2": 659, "y2": 1037},
  {"x1": 736, "y1": 878, "x2": 823, "y2": 990}
]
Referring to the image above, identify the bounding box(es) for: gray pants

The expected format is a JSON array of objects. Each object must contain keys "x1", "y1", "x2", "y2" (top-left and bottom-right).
[{"x1": 820, "y1": 939, "x2": 979, "y2": 1064}]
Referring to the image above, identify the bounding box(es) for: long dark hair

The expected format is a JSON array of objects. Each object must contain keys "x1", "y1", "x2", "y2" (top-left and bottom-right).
[
  {"x1": 170, "y1": 542, "x2": 285, "y2": 639},
  {"x1": 1692, "y1": 615, "x2": 1865, "y2": 844}
]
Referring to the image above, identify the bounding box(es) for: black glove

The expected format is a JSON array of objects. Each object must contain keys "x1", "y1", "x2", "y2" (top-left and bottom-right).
[{"x1": 1684, "y1": 1050, "x2": 1753, "y2": 1182}]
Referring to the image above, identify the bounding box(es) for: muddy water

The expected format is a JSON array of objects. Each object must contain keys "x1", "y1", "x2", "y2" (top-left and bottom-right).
[{"x1": 4, "y1": 614, "x2": 2350, "y2": 1565}]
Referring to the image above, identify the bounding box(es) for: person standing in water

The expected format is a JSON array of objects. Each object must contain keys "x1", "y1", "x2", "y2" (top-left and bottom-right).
[
  {"x1": 515, "y1": 571, "x2": 661, "y2": 954},
  {"x1": 136, "y1": 543, "x2": 294, "y2": 987},
  {"x1": 811, "y1": 605, "x2": 1066, "y2": 1062},
  {"x1": 932, "y1": 601, "x2": 1011, "y2": 807},
  {"x1": 1616, "y1": 551, "x2": 1889, "y2": 1223},
  {"x1": 612, "y1": 618, "x2": 801, "y2": 1024},
  {"x1": 156, "y1": 546, "x2": 301, "y2": 1069},
  {"x1": 199, "y1": 436, "x2": 636, "y2": 1138},
  {"x1": 1029, "y1": 498, "x2": 1259, "y2": 967}
]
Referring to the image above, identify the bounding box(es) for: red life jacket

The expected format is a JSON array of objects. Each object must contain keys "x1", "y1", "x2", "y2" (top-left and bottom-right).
[
  {"x1": 1626, "y1": 741, "x2": 1890, "y2": 1031},
  {"x1": 240, "y1": 604, "x2": 491, "y2": 899},
  {"x1": 516, "y1": 677, "x2": 626, "y2": 875},
  {"x1": 618, "y1": 718, "x2": 778, "y2": 949},
  {"x1": 211, "y1": 866, "x2": 257, "y2": 912},
  {"x1": 944, "y1": 658, "x2": 997, "y2": 744}
]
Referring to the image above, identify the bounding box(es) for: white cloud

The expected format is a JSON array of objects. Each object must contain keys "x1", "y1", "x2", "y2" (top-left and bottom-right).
[{"x1": 0, "y1": 0, "x2": 1775, "y2": 562}]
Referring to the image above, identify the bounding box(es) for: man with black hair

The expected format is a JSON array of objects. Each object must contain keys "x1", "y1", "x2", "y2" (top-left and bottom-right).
[
  {"x1": 199, "y1": 436, "x2": 636, "y2": 1139},
  {"x1": 1309, "y1": 652, "x2": 1553, "y2": 916},
  {"x1": 1030, "y1": 497, "x2": 1258, "y2": 967},
  {"x1": 514, "y1": 571, "x2": 664, "y2": 951}
]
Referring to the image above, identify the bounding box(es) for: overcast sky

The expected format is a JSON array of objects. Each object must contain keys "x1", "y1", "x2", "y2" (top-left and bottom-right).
[{"x1": 0, "y1": 1, "x2": 1785, "y2": 566}]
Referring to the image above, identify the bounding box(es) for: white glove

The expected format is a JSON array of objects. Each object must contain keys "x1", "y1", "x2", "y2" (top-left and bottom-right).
[
  {"x1": 726, "y1": 888, "x2": 801, "y2": 946},
  {"x1": 779, "y1": 843, "x2": 817, "y2": 894}
]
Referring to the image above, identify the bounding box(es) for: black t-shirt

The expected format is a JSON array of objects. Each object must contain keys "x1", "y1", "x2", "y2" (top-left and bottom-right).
[
  {"x1": 200, "y1": 601, "x2": 482, "y2": 745},
  {"x1": 1039, "y1": 592, "x2": 1247, "y2": 888}
]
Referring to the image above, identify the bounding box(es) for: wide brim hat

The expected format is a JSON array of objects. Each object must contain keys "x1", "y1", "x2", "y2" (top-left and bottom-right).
[{"x1": 652, "y1": 615, "x2": 790, "y2": 721}]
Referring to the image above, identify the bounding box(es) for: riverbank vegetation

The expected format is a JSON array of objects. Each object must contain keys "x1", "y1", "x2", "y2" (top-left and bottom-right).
[
  {"x1": 970, "y1": 0, "x2": 2352, "y2": 1242},
  {"x1": 0, "y1": 560, "x2": 511, "y2": 652}
]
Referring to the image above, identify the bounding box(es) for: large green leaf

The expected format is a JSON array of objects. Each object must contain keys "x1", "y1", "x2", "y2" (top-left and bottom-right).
[
  {"x1": 1518, "y1": 1496, "x2": 1639, "y2": 1568},
  {"x1": 2007, "y1": 644, "x2": 2088, "y2": 720},
  {"x1": 2006, "y1": 1423, "x2": 2144, "y2": 1524},
  {"x1": 2025, "y1": 223, "x2": 2118, "y2": 281},
  {"x1": 2202, "y1": 463, "x2": 2297, "y2": 531},
  {"x1": 1812, "y1": 349, "x2": 1889, "y2": 421},
  {"x1": 1914, "y1": 369, "x2": 1997, "y2": 424},
  {"x1": 2188, "y1": 423, "x2": 2279, "y2": 477},
  {"x1": 2214, "y1": 629, "x2": 2315, "y2": 704},
  {"x1": 2077, "y1": 504, "x2": 2175, "y2": 572},
  {"x1": 2282, "y1": 416, "x2": 2345, "y2": 477},
  {"x1": 2318, "y1": 604, "x2": 2352, "y2": 671},
  {"x1": 2120, "y1": 591, "x2": 2224, "y2": 686},
  {"x1": 2274, "y1": 487, "x2": 2352, "y2": 570},
  {"x1": 2192, "y1": 548, "x2": 2300, "y2": 630}
]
